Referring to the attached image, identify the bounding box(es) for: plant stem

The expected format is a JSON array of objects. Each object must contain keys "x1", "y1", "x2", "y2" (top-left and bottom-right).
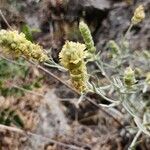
[
  {"x1": 0, "y1": 10, "x2": 13, "y2": 30},
  {"x1": 77, "y1": 93, "x2": 85, "y2": 105},
  {"x1": 0, "y1": 54, "x2": 124, "y2": 128},
  {"x1": 121, "y1": 23, "x2": 133, "y2": 51},
  {"x1": 36, "y1": 63, "x2": 123, "y2": 127},
  {"x1": 129, "y1": 130, "x2": 142, "y2": 150},
  {"x1": 95, "y1": 60, "x2": 112, "y2": 84},
  {"x1": 124, "y1": 23, "x2": 133, "y2": 40},
  {"x1": 13, "y1": 84, "x2": 44, "y2": 97}
]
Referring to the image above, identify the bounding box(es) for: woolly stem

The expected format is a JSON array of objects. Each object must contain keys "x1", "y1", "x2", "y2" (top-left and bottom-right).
[{"x1": 129, "y1": 130, "x2": 142, "y2": 150}]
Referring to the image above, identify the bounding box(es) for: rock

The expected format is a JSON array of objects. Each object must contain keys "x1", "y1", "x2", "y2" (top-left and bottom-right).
[
  {"x1": 78, "y1": 0, "x2": 111, "y2": 10},
  {"x1": 95, "y1": 0, "x2": 150, "y2": 50}
]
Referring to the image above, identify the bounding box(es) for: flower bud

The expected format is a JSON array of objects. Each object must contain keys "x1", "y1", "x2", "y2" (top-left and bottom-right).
[
  {"x1": 107, "y1": 40, "x2": 120, "y2": 57},
  {"x1": 79, "y1": 21, "x2": 96, "y2": 54},
  {"x1": 124, "y1": 67, "x2": 136, "y2": 88},
  {"x1": 131, "y1": 5, "x2": 145, "y2": 25}
]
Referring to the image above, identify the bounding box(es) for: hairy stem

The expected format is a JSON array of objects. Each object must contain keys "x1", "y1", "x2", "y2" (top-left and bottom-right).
[{"x1": 129, "y1": 130, "x2": 142, "y2": 150}]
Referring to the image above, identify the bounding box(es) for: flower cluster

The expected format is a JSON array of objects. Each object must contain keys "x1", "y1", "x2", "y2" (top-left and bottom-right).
[
  {"x1": 79, "y1": 21, "x2": 96, "y2": 54},
  {"x1": 123, "y1": 67, "x2": 136, "y2": 88},
  {"x1": 59, "y1": 41, "x2": 88, "y2": 92},
  {"x1": 0, "y1": 30, "x2": 49, "y2": 62},
  {"x1": 107, "y1": 40, "x2": 120, "y2": 57},
  {"x1": 131, "y1": 5, "x2": 145, "y2": 25}
]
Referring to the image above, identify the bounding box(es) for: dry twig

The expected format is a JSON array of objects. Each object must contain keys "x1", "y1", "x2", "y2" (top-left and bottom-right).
[
  {"x1": 0, "y1": 124, "x2": 83, "y2": 150},
  {"x1": 0, "y1": 10, "x2": 13, "y2": 30}
]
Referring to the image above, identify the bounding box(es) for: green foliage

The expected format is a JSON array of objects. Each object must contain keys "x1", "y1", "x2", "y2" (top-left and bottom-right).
[
  {"x1": 0, "y1": 58, "x2": 26, "y2": 96},
  {"x1": 0, "y1": 58, "x2": 43, "y2": 97},
  {"x1": 21, "y1": 24, "x2": 33, "y2": 42},
  {"x1": 21, "y1": 24, "x2": 41, "y2": 42},
  {"x1": 0, "y1": 108, "x2": 24, "y2": 128},
  {"x1": 0, "y1": 58, "x2": 28, "y2": 80}
]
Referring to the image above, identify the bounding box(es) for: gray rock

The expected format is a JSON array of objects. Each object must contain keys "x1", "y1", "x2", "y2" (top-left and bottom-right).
[{"x1": 78, "y1": 0, "x2": 111, "y2": 10}]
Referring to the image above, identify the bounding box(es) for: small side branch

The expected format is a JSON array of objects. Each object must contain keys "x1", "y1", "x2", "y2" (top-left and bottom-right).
[{"x1": 0, "y1": 10, "x2": 13, "y2": 30}]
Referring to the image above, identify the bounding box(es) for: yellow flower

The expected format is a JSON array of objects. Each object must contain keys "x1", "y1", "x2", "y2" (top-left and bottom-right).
[
  {"x1": 59, "y1": 41, "x2": 86, "y2": 68},
  {"x1": 59, "y1": 41, "x2": 88, "y2": 92},
  {"x1": 0, "y1": 30, "x2": 48, "y2": 62},
  {"x1": 131, "y1": 5, "x2": 145, "y2": 25}
]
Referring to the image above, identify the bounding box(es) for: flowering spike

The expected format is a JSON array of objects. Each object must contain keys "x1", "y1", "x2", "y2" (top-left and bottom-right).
[
  {"x1": 0, "y1": 30, "x2": 48, "y2": 62},
  {"x1": 79, "y1": 21, "x2": 96, "y2": 54},
  {"x1": 131, "y1": 5, "x2": 145, "y2": 25},
  {"x1": 124, "y1": 67, "x2": 136, "y2": 88},
  {"x1": 59, "y1": 41, "x2": 88, "y2": 92}
]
